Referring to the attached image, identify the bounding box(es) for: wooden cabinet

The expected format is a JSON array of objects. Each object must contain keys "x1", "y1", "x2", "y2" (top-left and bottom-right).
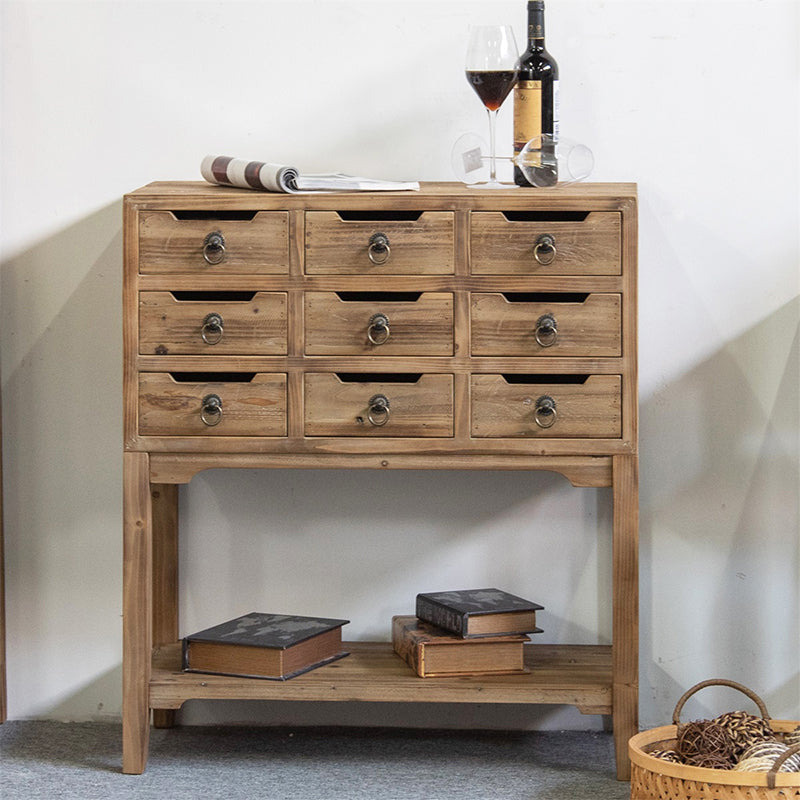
[{"x1": 123, "y1": 182, "x2": 638, "y2": 778}]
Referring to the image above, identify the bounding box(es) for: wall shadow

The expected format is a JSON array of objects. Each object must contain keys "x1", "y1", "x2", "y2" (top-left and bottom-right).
[
  {"x1": 638, "y1": 296, "x2": 799, "y2": 725},
  {"x1": 2, "y1": 202, "x2": 796, "y2": 735},
  {"x1": 1, "y1": 202, "x2": 124, "y2": 719}
]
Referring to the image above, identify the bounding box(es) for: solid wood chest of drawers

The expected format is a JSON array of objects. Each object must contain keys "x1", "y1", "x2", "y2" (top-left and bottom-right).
[{"x1": 122, "y1": 182, "x2": 638, "y2": 778}]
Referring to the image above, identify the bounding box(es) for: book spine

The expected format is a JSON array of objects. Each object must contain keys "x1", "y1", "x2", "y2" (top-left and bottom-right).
[
  {"x1": 391, "y1": 617, "x2": 425, "y2": 677},
  {"x1": 416, "y1": 597, "x2": 468, "y2": 637}
]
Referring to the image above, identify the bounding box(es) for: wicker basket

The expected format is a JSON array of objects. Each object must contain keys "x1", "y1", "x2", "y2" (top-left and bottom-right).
[{"x1": 629, "y1": 679, "x2": 800, "y2": 799}]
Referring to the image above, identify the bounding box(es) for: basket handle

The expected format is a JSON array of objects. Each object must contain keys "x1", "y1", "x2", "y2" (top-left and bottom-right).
[
  {"x1": 767, "y1": 744, "x2": 800, "y2": 789},
  {"x1": 672, "y1": 679, "x2": 771, "y2": 725}
]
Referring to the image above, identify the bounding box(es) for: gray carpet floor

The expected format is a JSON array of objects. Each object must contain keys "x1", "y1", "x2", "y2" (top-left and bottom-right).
[
  {"x1": 0, "y1": 721, "x2": 630, "y2": 800},
  {"x1": 0, "y1": 721, "x2": 630, "y2": 799}
]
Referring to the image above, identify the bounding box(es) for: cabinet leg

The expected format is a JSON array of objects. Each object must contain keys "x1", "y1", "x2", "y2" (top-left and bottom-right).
[
  {"x1": 151, "y1": 483, "x2": 179, "y2": 729},
  {"x1": 122, "y1": 452, "x2": 153, "y2": 774},
  {"x1": 612, "y1": 454, "x2": 639, "y2": 781}
]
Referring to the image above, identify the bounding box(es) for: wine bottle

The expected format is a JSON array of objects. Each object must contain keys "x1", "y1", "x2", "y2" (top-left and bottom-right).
[{"x1": 513, "y1": 0, "x2": 559, "y2": 186}]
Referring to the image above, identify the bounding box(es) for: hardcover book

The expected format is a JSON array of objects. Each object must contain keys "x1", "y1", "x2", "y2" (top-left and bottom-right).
[
  {"x1": 415, "y1": 588, "x2": 543, "y2": 638},
  {"x1": 182, "y1": 612, "x2": 349, "y2": 680},
  {"x1": 392, "y1": 615, "x2": 530, "y2": 678}
]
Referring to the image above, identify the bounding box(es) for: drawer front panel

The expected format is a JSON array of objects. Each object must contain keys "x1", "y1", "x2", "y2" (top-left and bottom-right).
[
  {"x1": 471, "y1": 212, "x2": 621, "y2": 275},
  {"x1": 139, "y1": 292, "x2": 288, "y2": 355},
  {"x1": 139, "y1": 373, "x2": 287, "y2": 436},
  {"x1": 470, "y1": 293, "x2": 621, "y2": 357},
  {"x1": 471, "y1": 375, "x2": 621, "y2": 438},
  {"x1": 305, "y1": 292, "x2": 454, "y2": 356},
  {"x1": 305, "y1": 374, "x2": 454, "y2": 437},
  {"x1": 305, "y1": 212, "x2": 455, "y2": 274},
  {"x1": 139, "y1": 211, "x2": 289, "y2": 274}
]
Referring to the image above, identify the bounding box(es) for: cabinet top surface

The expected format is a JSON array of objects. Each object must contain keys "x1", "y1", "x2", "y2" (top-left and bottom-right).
[{"x1": 125, "y1": 181, "x2": 637, "y2": 208}]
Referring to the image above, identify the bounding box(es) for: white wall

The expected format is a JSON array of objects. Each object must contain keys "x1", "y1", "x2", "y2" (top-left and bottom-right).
[{"x1": 1, "y1": 0, "x2": 797, "y2": 732}]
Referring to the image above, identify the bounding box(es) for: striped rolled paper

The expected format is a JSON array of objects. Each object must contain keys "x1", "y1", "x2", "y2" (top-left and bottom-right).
[{"x1": 201, "y1": 155, "x2": 299, "y2": 193}]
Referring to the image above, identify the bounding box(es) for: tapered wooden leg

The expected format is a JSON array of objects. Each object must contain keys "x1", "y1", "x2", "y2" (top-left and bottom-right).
[
  {"x1": 151, "y1": 483, "x2": 179, "y2": 729},
  {"x1": 123, "y1": 452, "x2": 153, "y2": 774},
  {"x1": 612, "y1": 454, "x2": 639, "y2": 781}
]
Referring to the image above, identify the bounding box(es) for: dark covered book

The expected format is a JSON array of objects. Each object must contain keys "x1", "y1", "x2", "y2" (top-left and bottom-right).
[
  {"x1": 392, "y1": 616, "x2": 530, "y2": 677},
  {"x1": 182, "y1": 612, "x2": 349, "y2": 680},
  {"x1": 416, "y1": 588, "x2": 543, "y2": 638}
]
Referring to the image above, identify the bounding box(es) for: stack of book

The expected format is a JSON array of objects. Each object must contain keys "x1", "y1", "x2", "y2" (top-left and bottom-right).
[
  {"x1": 392, "y1": 588, "x2": 544, "y2": 678},
  {"x1": 182, "y1": 612, "x2": 350, "y2": 681}
]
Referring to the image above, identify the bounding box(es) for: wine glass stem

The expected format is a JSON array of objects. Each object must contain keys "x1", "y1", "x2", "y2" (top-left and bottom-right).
[{"x1": 487, "y1": 108, "x2": 498, "y2": 183}]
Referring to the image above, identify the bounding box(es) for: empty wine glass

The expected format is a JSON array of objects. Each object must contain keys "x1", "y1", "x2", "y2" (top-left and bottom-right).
[
  {"x1": 451, "y1": 132, "x2": 595, "y2": 187},
  {"x1": 465, "y1": 25, "x2": 519, "y2": 188}
]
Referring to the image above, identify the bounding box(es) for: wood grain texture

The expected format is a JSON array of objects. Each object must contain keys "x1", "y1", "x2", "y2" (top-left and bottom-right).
[
  {"x1": 138, "y1": 373, "x2": 287, "y2": 437},
  {"x1": 612, "y1": 453, "x2": 639, "y2": 781},
  {"x1": 139, "y1": 211, "x2": 289, "y2": 274},
  {"x1": 151, "y1": 641, "x2": 612, "y2": 711},
  {"x1": 471, "y1": 211, "x2": 621, "y2": 275},
  {"x1": 304, "y1": 292, "x2": 454, "y2": 356},
  {"x1": 151, "y1": 483, "x2": 178, "y2": 729},
  {"x1": 122, "y1": 182, "x2": 638, "y2": 777},
  {"x1": 471, "y1": 375, "x2": 621, "y2": 439},
  {"x1": 122, "y1": 452, "x2": 153, "y2": 774},
  {"x1": 304, "y1": 373, "x2": 454, "y2": 437},
  {"x1": 304, "y1": 211, "x2": 454, "y2": 275},
  {"x1": 470, "y1": 292, "x2": 621, "y2": 357},
  {"x1": 148, "y1": 453, "x2": 615, "y2": 488},
  {"x1": 139, "y1": 291, "x2": 287, "y2": 356}
]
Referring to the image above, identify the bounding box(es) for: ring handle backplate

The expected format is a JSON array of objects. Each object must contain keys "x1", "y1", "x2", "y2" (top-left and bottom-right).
[
  {"x1": 202, "y1": 231, "x2": 226, "y2": 265},
  {"x1": 367, "y1": 394, "x2": 391, "y2": 426}
]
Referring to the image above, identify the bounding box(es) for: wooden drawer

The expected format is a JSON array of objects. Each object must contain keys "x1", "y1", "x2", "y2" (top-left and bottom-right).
[
  {"x1": 471, "y1": 293, "x2": 621, "y2": 357},
  {"x1": 139, "y1": 292, "x2": 287, "y2": 355},
  {"x1": 304, "y1": 373, "x2": 454, "y2": 437},
  {"x1": 471, "y1": 212, "x2": 621, "y2": 275},
  {"x1": 138, "y1": 373, "x2": 287, "y2": 436},
  {"x1": 305, "y1": 211, "x2": 454, "y2": 275},
  {"x1": 471, "y1": 375, "x2": 621, "y2": 438},
  {"x1": 139, "y1": 211, "x2": 289, "y2": 274},
  {"x1": 304, "y1": 292, "x2": 454, "y2": 356}
]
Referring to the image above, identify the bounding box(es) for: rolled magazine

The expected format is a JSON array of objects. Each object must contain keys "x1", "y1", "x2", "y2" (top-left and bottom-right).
[{"x1": 201, "y1": 155, "x2": 419, "y2": 193}]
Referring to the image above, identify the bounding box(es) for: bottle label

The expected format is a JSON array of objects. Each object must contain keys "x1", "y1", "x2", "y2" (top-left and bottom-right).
[{"x1": 513, "y1": 80, "x2": 542, "y2": 154}]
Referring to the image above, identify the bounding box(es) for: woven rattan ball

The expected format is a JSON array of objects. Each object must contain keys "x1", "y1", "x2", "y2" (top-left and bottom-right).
[
  {"x1": 741, "y1": 741, "x2": 790, "y2": 761},
  {"x1": 649, "y1": 749, "x2": 682, "y2": 763},
  {"x1": 685, "y1": 752, "x2": 735, "y2": 770},
  {"x1": 677, "y1": 720, "x2": 736, "y2": 766},
  {"x1": 786, "y1": 725, "x2": 800, "y2": 747},
  {"x1": 735, "y1": 756, "x2": 777, "y2": 773},
  {"x1": 736, "y1": 741, "x2": 800, "y2": 773},
  {"x1": 713, "y1": 711, "x2": 775, "y2": 756}
]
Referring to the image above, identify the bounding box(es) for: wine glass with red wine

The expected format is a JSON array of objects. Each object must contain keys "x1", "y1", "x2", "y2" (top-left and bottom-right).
[{"x1": 465, "y1": 25, "x2": 519, "y2": 188}]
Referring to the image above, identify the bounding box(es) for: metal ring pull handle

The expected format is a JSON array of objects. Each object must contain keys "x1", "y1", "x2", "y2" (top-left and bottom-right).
[
  {"x1": 533, "y1": 395, "x2": 557, "y2": 429},
  {"x1": 367, "y1": 313, "x2": 391, "y2": 345},
  {"x1": 533, "y1": 234, "x2": 557, "y2": 266},
  {"x1": 534, "y1": 313, "x2": 558, "y2": 347},
  {"x1": 202, "y1": 231, "x2": 226, "y2": 265},
  {"x1": 367, "y1": 394, "x2": 391, "y2": 427},
  {"x1": 201, "y1": 313, "x2": 224, "y2": 345},
  {"x1": 367, "y1": 232, "x2": 391, "y2": 265},
  {"x1": 200, "y1": 393, "x2": 223, "y2": 427}
]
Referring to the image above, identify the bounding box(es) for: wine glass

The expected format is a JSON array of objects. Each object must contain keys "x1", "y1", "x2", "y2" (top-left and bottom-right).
[{"x1": 465, "y1": 25, "x2": 519, "y2": 188}]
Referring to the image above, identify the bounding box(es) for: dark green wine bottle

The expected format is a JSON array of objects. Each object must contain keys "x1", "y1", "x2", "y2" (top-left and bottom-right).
[{"x1": 513, "y1": 1, "x2": 559, "y2": 186}]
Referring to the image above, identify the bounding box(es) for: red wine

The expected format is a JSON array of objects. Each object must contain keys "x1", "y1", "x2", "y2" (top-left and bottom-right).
[
  {"x1": 513, "y1": 1, "x2": 559, "y2": 185},
  {"x1": 466, "y1": 70, "x2": 517, "y2": 112}
]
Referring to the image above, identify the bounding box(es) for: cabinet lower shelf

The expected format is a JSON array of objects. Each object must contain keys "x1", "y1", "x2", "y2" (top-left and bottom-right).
[{"x1": 150, "y1": 641, "x2": 612, "y2": 714}]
